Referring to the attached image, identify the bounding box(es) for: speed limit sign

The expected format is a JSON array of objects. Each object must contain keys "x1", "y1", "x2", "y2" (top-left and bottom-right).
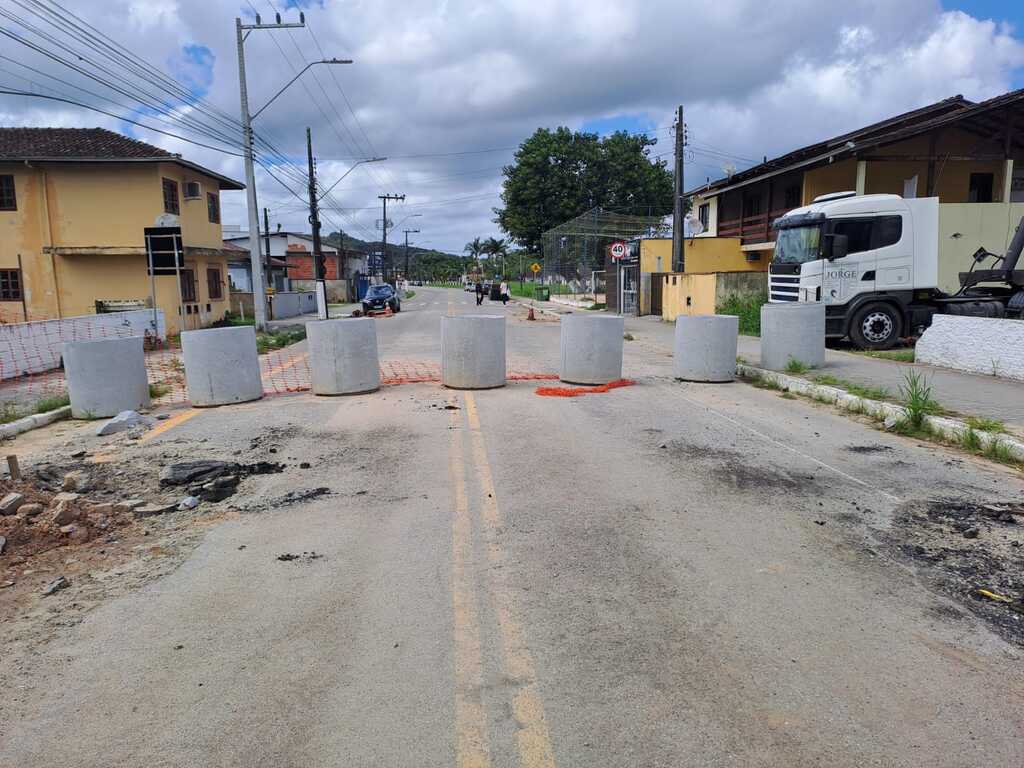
[{"x1": 610, "y1": 241, "x2": 627, "y2": 261}]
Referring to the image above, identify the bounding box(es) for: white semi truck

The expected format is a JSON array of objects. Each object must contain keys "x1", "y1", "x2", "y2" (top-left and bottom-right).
[{"x1": 768, "y1": 192, "x2": 1024, "y2": 349}]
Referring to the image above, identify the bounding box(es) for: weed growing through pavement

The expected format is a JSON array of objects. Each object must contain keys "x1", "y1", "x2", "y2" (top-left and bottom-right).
[
  {"x1": 149, "y1": 382, "x2": 171, "y2": 399},
  {"x1": 812, "y1": 374, "x2": 891, "y2": 402},
  {"x1": 34, "y1": 394, "x2": 70, "y2": 413},
  {"x1": 897, "y1": 369, "x2": 941, "y2": 431},
  {"x1": 0, "y1": 400, "x2": 21, "y2": 423},
  {"x1": 960, "y1": 427, "x2": 982, "y2": 451},
  {"x1": 623, "y1": 333, "x2": 635, "y2": 341},
  {"x1": 852, "y1": 347, "x2": 915, "y2": 363},
  {"x1": 785, "y1": 358, "x2": 810, "y2": 374},
  {"x1": 716, "y1": 293, "x2": 765, "y2": 336},
  {"x1": 965, "y1": 416, "x2": 1006, "y2": 433}
]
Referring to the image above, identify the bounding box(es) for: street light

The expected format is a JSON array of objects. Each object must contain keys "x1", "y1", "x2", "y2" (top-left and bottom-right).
[
  {"x1": 251, "y1": 59, "x2": 352, "y2": 121},
  {"x1": 317, "y1": 156, "x2": 387, "y2": 202}
]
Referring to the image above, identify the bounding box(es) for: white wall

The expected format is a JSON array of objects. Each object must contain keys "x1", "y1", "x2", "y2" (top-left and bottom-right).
[
  {"x1": 0, "y1": 309, "x2": 166, "y2": 380},
  {"x1": 916, "y1": 315, "x2": 1024, "y2": 381},
  {"x1": 269, "y1": 291, "x2": 316, "y2": 319},
  {"x1": 938, "y1": 202, "x2": 1024, "y2": 292}
]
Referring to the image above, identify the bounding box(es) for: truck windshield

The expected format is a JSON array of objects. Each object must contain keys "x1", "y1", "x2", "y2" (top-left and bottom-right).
[{"x1": 774, "y1": 225, "x2": 822, "y2": 265}]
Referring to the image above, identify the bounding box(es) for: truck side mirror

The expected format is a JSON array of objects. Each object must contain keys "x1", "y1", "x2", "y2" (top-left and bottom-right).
[{"x1": 825, "y1": 233, "x2": 848, "y2": 261}]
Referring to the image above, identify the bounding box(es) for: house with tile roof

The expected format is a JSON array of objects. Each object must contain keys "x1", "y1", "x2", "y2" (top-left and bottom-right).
[{"x1": 0, "y1": 127, "x2": 244, "y2": 333}]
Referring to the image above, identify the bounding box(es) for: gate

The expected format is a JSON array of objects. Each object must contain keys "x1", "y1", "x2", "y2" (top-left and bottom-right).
[{"x1": 621, "y1": 265, "x2": 639, "y2": 316}]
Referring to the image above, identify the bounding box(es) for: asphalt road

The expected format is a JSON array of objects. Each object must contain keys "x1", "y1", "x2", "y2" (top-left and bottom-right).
[{"x1": 3, "y1": 287, "x2": 1024, "y2": 767}]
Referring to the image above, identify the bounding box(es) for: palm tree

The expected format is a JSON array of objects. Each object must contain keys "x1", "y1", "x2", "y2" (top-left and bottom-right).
[
  {"x1": 484, "y1": 237, "x2": 508, "y2": 278},
  {"x1": 464, "y1": 237, "x2": 484, "y2": 274}
]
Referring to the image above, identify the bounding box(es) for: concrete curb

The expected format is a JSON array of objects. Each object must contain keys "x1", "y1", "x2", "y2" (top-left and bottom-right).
[
  {"x1": 736, "y1": 363, "x2": 1024, "y2": 462},
  {"x1": 511, "y1": 298, "x2": 564, "y2": 318},
  {"x1": 0, "y1": 405, "x2": 72, "y2": 440}
]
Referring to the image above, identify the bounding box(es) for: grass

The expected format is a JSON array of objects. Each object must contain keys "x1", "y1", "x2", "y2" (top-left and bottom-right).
[
  {"x1": 256, "y1": 328, "x2": 306, "y2": 354},
  {"x1": 964, "y1": 415, "x2": 1006, "y2": 433},
  {"x1": 811, "y1": 374, "x2": 892, "y2": 402},
  {"x1": 404, "y1": 290, "x2": 416, "y2": 299},
  {"x1": 749, "y1": 372, "x2": 784, "y2": 391},
  {"x1": 716, "y1": 293, "x2": 766, "y2": 336},
  {"x1": 785, "y1": 358, "x2": 810, "y2": 374},
  {"x1": 149, "y1": 382, "x2": 172, "y2": 399},
  {"x1": 895, "y1": 369, "x2": 942, "y2": 432},
  {"x1": 851, "y1": 347, "x2": 915, "y2": 363},
  {"x1": 508, "y1": 282, "x2": 574, "y2": 300},
  {"x1": 0, "y1": 401, "x2": 21, "y2": 424},
  {"x1": 623, "y1": 333, "x2": 635, "y2": 341},
  {"x1": 960, "y1": 426, "x2": 983, "y2": 451},
  {"x1": 34, "y1": 394, "x2": 70, "y2": 413},
  {"x1": 984, "y1": 438, "x2": 1017, "y2": 464},
  {"x1": 586, "y1": 302, "x2": 607, "y2": 311}
]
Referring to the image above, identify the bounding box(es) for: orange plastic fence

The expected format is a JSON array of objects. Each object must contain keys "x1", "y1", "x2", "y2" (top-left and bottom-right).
[{"x1": 534, "y1": 379, "x2": 636, "y2": 398}]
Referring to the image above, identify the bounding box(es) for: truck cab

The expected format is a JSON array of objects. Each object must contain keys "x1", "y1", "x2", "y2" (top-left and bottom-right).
[{"x1": 769, "y1": 193, "x2": 939, "y2": 349}]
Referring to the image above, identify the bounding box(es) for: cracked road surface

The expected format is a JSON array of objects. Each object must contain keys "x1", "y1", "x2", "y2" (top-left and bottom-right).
[{"x1": 2, "y1": 287, "x2": 1023, "y2": 767}]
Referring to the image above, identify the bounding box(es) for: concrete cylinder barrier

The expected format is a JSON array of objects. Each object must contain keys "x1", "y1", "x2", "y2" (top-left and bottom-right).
[
  {"x1": 760, "y1": 302, "x2": 826, "y2": 371},
  {"x1": 181, "y1": 326, "x2": 263, "y2": 407},
  {"x1": 306, "y1": 318, "x2": 381, "y2": 395},
  {"x1": 63, "y1": 336, "x2": 150, "y2": 419},
  {"x1": 441, "y1": 315, "x2": 506, "y2": 389},
  {"x1": 673, "y1": 314, "x2": 739, "y2": 382},
  {"x1": 560, "y1": 314, "x2": 625, "y2": 385}
]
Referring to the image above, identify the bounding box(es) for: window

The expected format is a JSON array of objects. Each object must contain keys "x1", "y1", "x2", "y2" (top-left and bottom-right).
[
  {"x1": 207, "y1": 192, "x2": 220, "y2": 224},
  {"x1": 162, "y1": 178, "x2": 180, "y2": 215},
  {"x1": 784, "y1": 185, "x2": 801, "y2": 209},
  {"x1": 0, "y1": 269, "x2": 21, "y2": 300},
  {"x1": 875, "y1": 216, "x2": 903, "y2": 248},
  {"x1": 742, "y1": 194, "x2": 762, "y2": 217},
  {"x1": 968, "y1": 173, "x2": 994, "y2": 203},
  {"x1": 831, "y1": 219, "x2": 874, "y2": 255},
  {"x1": 206, "y1": 267, "x2": 223, "y2": 300},
  {"x1": 0, "y1": 175, "x2": 15, "y2": 211},
  {"x1": 698, "y1": 203, "x2": 710, "y2": 230},
  {"x1": 180, "y1": 268, "x2": 196, "y2": 302}
]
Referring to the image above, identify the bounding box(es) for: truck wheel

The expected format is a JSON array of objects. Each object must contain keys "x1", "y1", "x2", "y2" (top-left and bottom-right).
[{"x1": 850, "y1": 302, "x2": 902, "y2": 350}]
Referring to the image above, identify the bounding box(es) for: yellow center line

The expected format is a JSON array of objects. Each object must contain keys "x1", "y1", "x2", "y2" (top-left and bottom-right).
[
  {"x1": 138, "y1": 407, "x2": 201, "y2": 443},
  {"x1": 464, "y1": 392, "x2": 558, "y2": 768},
  {"x1": 450, "y1": 394, "x2": 491, "y2": 768}
]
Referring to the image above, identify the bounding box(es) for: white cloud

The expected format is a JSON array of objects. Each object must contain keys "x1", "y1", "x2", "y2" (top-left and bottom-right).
[{"x1": 0, "y1": 1, "x2": 1022, "y2": 251}]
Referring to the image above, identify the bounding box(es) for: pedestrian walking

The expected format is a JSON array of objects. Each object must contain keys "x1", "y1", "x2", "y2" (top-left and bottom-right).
[
  {"x1": 500, "y1": 281, "x2": 509, "y2": 305},
  {"x1": 475, "y1": 280, "x2": 484, "y2": 306}
]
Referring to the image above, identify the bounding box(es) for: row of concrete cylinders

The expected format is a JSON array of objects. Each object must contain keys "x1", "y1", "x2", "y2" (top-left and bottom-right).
[{"x1": 61, "y1": 304, "x2": 826, "y2": 416}]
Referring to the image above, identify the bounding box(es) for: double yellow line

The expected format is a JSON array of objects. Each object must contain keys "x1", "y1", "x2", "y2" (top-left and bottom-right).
[{"x1": 449, "y1": 393, "x2": 557, "y2": 768}]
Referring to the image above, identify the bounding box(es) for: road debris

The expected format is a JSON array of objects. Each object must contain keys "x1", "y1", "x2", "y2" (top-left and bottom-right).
[
  {"x1": 276, "y1": 551, "x2": 323, "y2": 562},
  {"x1": 96, "y1": 410, "x2": 156, "y2": 437},
  {"x1": 42, "y1": 575, "x2": 69, "y2": 596},
  {"x1": 178, "y1": 496, "x2": 200, "y2": 511},
  {"x1": 0, "y1": 491, "x2": 25, "y2": 515}
]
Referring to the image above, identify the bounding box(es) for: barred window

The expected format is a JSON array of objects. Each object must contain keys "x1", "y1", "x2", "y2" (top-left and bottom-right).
[
  {"x1": 207, "y1": 267, "x2": 223, "y2": 300},
  {"x1": 207, "y1": 192, "x2": 220, "y2": 224},
  {"x1": 180, "y1": 268, "x2": 196, "y2": 302},
  {"x1": 0, "y1": 269, "x2": 22, "y2": 300},
  {"x1": 0, "y1": 175, "x2": 15, "y2": 210},
  {"x1": 162, "y1": 178, "x2": 180, "y2": 215}
]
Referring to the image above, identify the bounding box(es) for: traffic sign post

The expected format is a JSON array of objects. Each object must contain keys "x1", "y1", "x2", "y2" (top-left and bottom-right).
[
  {"x1": 530, "y1": 262, "x2": 541, "y2": 274},
  {"x1": 610, "y1": 241, "x2": 627, "y2": 261}
]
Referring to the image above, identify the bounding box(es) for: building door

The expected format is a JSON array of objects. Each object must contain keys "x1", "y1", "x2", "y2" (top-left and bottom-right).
[
  {"x1": 650, "y1": 273, "x2": 664, "y2": 315},
  {"x1": 620, "y1": 265, "x2": 639, "y2": 316}
]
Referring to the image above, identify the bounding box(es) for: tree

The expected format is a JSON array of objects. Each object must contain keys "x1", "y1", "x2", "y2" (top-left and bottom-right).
[
  {"x1": 494, "y1": 127, "x2": 673, "y2": 253},
  {"x1": 484, "y1": 236, "x2": 508, "y2": 276},
  {"x1": 464, "y1": 237, "x2": 485, "y2": 269}
]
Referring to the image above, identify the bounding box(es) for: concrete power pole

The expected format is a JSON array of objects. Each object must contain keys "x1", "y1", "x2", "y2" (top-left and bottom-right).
[
  {"x1": 235, "y1": 13, "x2": 307, "y2": 329},
  {"x1": 403, "y1": 228, "x2": 420, "y2": 280},
  {"x1": 672, "y1": 104, "x2": 685, "y2": 273},
  {"x1": 262, "y1": 207, "x2": 272, "y2": 288},
  {"x1": 378, "y1": 193, "x2": 405, "y2": 282},
  {"x1": 306, "y1": 127, "x2": 327, "y2": 319}
]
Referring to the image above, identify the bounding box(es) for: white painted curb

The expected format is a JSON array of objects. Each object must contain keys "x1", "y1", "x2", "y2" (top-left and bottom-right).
[
  {"x1": 0, "y1": 405, "x2": 72, "y2": 440},
  {"x1": 736, "y1": 363, "x2": 1024, "y2": 462}
]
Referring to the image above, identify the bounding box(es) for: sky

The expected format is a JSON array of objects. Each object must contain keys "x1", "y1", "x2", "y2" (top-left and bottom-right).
[{"x1": 1, "y1": 0, "x2": 1023, "y2": 254}]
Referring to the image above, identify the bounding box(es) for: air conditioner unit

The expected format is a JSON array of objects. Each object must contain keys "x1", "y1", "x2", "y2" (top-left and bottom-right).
[{"x1": 183, "y1": 181, "x2": 202, "y2": 200}]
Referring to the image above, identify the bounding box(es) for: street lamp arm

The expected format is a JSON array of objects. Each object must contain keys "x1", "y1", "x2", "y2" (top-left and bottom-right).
[
  {"x1": 251, "y1": 59, "x2": 352, "y2": 120},
  {"x1": 317, "y1": 156, "x2": 387, "y2": 202}
]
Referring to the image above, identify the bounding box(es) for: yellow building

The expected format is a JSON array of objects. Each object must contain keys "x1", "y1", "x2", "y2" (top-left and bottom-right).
[{"x1": 0, "y1": 127, "x2": 243, "y2": 334}]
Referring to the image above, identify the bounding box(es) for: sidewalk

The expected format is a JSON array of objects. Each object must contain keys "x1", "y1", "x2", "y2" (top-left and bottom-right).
[{"x1": 513, "y1": 296, "x2": 1024, "y2": 434}]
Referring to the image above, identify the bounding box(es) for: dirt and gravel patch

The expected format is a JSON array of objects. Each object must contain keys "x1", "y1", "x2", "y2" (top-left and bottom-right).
[{"x1": 882, "y1": 499, "x2": 1024, "y2": 644}]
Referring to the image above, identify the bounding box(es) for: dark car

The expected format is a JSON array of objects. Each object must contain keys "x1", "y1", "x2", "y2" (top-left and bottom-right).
[{"x1": 362, "y1": 284, "x2": 401, "y2": 314}]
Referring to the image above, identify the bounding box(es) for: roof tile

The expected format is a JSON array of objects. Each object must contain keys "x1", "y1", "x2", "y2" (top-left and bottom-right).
[{"x1": 0, "y1": 127, "x2": 175, "y2": 160}]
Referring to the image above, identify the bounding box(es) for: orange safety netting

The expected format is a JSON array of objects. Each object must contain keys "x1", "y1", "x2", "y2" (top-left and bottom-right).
[{"x1": 534, "y1": 379, "x2": 636, "y2": 398}]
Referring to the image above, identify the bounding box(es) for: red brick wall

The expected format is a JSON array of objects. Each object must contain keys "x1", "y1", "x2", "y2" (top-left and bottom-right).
[{"x1": 286, "y1": 253, "x2": 338, "y2": 280}]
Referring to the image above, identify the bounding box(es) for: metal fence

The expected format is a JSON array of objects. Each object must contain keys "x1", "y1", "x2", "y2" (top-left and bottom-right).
[{"x1": 541, "y1": 207, "x2": 670, "y2": 302}]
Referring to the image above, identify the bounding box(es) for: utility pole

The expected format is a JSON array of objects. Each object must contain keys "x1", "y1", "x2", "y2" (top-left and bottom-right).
[
  {"x1": 262, "y1": 207, "x2": 272, "y2": 289},
  {"x1": 306, "y1": 127, "x2": 327, "y2": 319},
  {"x1": 235, "y1": 12, "x2": 306, "y2": 330},
  {"x1": 378, "y1": 193, "x2": 405, "y2": 282},
  {"x1": 403, "y1": 228, "x2": 420, "y2": 280},
  {"x1": 672, "y1": 104, "x2": 686, "y2": 273}
]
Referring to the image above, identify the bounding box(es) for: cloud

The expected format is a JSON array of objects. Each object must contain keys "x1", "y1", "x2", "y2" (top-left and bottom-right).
[{"x1": 1, "y1": 1, "x2": 1022, "y2": 252}]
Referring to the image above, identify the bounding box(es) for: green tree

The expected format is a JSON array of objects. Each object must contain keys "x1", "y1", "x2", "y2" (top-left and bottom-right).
[
  {"x1": 464, "y1": 237, "x2": 485, "y2": 269},
  {"x1": 495, "y1": 127, "x2": 673, "y2": 253},
  {"x1": 484, "y1": 237, "x2": 508, "y2": 276}
]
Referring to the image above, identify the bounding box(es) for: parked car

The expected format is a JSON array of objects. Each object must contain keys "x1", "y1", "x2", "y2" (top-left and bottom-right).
[{"x1": 362, "y1": 284, "x2": 401, "y2": 314}]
